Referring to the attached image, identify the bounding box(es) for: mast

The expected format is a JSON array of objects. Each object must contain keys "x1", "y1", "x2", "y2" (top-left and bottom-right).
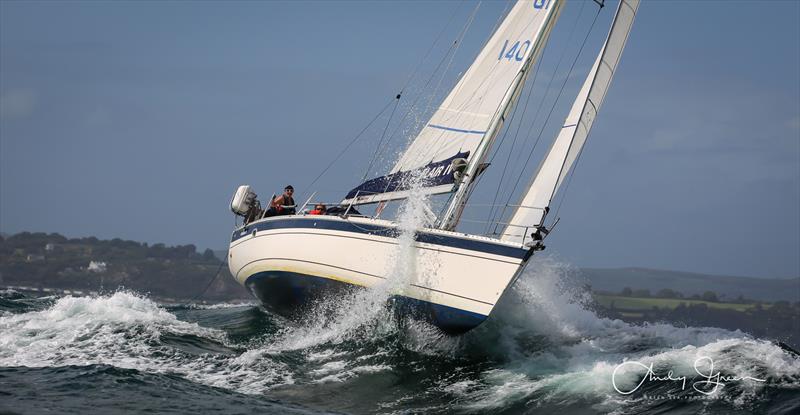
[
  {"x1": 345, "y1": 0, "x2": 564, "y2": 209},
  {"x1": 501, "y1": 0, "x2": 640, "y2": 244},
  {"x1": 438, "y1": 0, "x2": 563, "y2": 230}
]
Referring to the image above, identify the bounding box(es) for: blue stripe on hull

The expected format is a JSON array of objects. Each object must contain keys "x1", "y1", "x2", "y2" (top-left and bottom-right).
[
  {"x1": 244, "y1": 271, "x2": 487, "y2": 335},
  {"x1": 232, "y1": 217, "x2": 527, "y2": 260}
]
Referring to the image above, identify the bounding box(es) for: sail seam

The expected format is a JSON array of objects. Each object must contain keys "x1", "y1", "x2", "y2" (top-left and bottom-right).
[{"x1": 427, "y1": 124, "x2": 487, "y2": 135}]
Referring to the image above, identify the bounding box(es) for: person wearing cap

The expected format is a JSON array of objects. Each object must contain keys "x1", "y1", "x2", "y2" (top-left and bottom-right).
[{"x1": 265, "y1": 185, "x2": 296, "y2": 217}]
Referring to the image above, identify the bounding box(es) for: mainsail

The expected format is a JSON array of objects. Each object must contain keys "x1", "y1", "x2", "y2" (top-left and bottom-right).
[
  {"x1": 500, "y1": 0, "x2": 639, "y2": 244},
  {"x1": 344, "y1": 0, "x2": 562, "y2": 206}
]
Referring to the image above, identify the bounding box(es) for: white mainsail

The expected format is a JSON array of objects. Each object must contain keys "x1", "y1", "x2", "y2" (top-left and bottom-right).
[
  {"x1": 501, "y1": 0, "x2": 639, "y2": 244},
  {"x1": 343, "y1": 0, "x2": 562, "y2": 206}
]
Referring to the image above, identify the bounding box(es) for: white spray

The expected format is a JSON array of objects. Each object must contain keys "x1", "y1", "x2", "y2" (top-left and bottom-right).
[{"x1": 268, "y1": 172, "x2": 435, "y2": 351}]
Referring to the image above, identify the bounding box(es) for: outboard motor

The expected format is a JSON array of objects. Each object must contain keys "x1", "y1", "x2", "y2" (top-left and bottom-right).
[{"x1": 230, "y1": 185, "x2": 261, "y2": 223}]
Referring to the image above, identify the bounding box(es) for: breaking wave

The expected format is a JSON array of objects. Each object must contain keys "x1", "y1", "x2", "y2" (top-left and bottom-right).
[
  {"x1": 2, "y1": 256, "x2": 798, "y2": 414},
  {"x1": 1, "y1": 190, "x2": 798, "y2": 413}
]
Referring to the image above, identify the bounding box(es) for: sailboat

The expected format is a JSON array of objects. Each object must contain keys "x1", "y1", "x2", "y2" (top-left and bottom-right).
[{"x1": 227, "y1": 0, "x2": 639, "y2": 334}]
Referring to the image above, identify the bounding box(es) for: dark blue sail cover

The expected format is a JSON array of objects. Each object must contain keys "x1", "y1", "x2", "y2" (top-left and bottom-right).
[{"x1": 345, "y1": 151, "x2": 469, "y2": 201}]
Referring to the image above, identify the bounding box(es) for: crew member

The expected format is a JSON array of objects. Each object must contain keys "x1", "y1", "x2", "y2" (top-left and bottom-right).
[
  {"x1": 265, "y1": 185, "x2": 296, "y2": 217},
  {"x1": 309, "y1": 203, "x2": 326, "y2": 215}
]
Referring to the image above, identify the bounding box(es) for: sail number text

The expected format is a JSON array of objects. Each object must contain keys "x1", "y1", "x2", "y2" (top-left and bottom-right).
[{"x1": 498, "y1": 40, "x2": 531, "y2": 62}]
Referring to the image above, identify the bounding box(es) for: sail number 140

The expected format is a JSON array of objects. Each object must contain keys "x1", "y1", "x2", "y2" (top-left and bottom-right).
[{"x1": 498, "y1": 40, "x2": 531, "y2": 62}]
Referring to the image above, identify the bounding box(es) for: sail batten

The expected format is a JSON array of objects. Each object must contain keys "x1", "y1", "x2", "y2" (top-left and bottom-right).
[
  {"x1": 343, "y1": 0, "x2": 562, "y2": 207},
  {"x1": 501, "y1": 0, "x2": 640, "y2": 244}
]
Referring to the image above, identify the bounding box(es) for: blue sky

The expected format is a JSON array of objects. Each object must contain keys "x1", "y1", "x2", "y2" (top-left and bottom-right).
[{"x1": 1, "y1": 0, "x2": 798, "y2": 278}]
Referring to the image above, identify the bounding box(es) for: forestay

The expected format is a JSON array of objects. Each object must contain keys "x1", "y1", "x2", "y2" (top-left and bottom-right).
[
  {"x1": 344, "y1": 0, "x2": 560, "y2": 206},
  {"x1": 501, "y1": 0, "x2": 639, "y2": 244}
]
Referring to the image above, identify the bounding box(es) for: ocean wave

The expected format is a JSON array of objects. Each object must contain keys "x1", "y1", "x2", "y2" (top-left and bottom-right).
[
  {"x1": 437, "y1": 258, "x2": 800, "y2": 413},
  {"x1": 1, "y1": 259, "x2": 798, "y2": 414},
  {"x1": 175, "y1": 301, "x2": 259, "y2": 310},
  {"x1": 0, "y1": 291, "x2": 294, "y2": 396}
]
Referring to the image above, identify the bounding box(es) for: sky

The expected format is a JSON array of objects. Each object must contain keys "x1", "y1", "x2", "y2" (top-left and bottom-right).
[{"x1": 1, "y1": 0, "x2": 798, "y2": 279}]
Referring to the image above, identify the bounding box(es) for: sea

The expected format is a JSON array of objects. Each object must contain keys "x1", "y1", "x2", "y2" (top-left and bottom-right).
[
  {"x1": 2, "y1": 195, "x2": 799, "y2": 414},
  {"x1": 1, "y1": 258, "x2": 798, "y2": 414}
]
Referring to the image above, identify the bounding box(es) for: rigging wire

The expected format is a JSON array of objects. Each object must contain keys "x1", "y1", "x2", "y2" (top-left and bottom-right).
[
  {"x1": 361, "y1": 1, "x2": 467, "y2": 182},
  {"x1": 386, "y1": 1, "x2": 481, "y2": 174},
  {"x1": 437, "y1": 0, "x2": 585, "y2": 228},
  {"x1": 362, "y1": 95, "x2": 401, "y2": 182},
  {"x1": 423, "y1": 1, "x2": 538, "y2": 168},
  {"x1": 193, "y1": 258, "x2": 229, "y2": 301},
  {"x1": 548, "y1": 5, "x2": 616, "y2": 227},
  {"x1": 309, "y1": 1, "x2": 469, "y2": 195},
  {"x1": 439, "y1": 1, "x2": 566, "y2": 226},
  {"x1": 377, "y1": 2, "x2": 481, "y2": 198},
  {"x1": 305, "y1": 97, "x2": 397, "y2": 191},
  {"x1": 398, "y1": 0, "x2": 467, "y2": 98},
  {"x1": 372, "y1": 56, "x2": 453, "y2": 173},
  {"x1": 481, "y1": 40, "x2": 550, "y2": 234},
  {"x1": 492, "y1": 3, "x2": 602, "y2": 234},
  {"x1": 548, "y1": 136, "x2": 587, "y2": 224},
  {"x1": 478, "y1": 82, "x2": 530, "y2": 233},
  {"x1": 423, "y1": 2, "x2": 481, "y2": 118},
  {"x1": 486, "y1": 0, "x2": 589, "y2": 234},
  {"x1": 434, "y1": 0, "x2": 513, "y2": 223}
]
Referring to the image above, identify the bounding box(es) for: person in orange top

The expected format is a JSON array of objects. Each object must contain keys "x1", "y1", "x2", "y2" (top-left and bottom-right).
[{"x1": 308, "y1": 203, "x2": 327, "y2": 215}]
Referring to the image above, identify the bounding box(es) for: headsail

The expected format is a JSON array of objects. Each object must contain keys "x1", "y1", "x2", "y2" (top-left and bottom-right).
[
  {"x1": 344, "y1": 0, "x2": 562, "y2": 206},
  {"x1": 501, "y1": 0, "x2": 639, "y2": 244}
]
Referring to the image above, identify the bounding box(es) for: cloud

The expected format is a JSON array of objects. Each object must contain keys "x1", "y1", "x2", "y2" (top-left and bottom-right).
[
  {"x1": 0, "y1": 89, "x2": 38, "y2": 120},
  {"x1": 606, "y1": 78, "x2": 800, "y2": 184}
]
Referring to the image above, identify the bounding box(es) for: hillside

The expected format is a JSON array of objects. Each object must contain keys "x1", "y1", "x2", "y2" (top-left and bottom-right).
[
  {"x1": 580, "y1": 267, "x2": 799, "y2": 302},
  {"x1": 3, "y1": 232, "x2": 797, "y2": 304},
  {"x1": 0, "y1": 232, "x2": 248, "y2": 301}
]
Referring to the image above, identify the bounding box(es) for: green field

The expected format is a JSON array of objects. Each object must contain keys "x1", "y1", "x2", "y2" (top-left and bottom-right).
[{"x1": 593, "y1": 294, "x2": 769, "y2": 312}]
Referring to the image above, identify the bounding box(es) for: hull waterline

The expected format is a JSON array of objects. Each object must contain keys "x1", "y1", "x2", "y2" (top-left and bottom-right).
[
  {"x1": 228, "y1": 215, "x2": 529, "y2": 334},
  {"x1": 244, "y1": 271, "x2": 489, "y2": 334}
]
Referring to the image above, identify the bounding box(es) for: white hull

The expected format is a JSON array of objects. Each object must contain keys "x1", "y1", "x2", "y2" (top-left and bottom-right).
[{"x1": 228, "y1": 215, "x2": 528, "y2": 333}]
